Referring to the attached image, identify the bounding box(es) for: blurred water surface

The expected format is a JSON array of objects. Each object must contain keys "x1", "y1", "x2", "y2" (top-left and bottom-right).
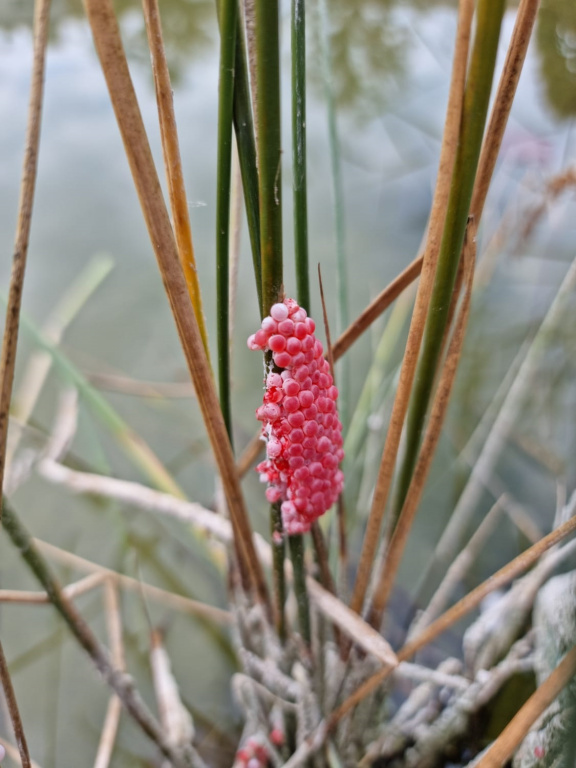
[{"x1": 0, "y1": 1, "x2": 576, "y2": 765}]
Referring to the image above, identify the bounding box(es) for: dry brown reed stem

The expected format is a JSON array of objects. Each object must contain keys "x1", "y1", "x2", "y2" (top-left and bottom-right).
[
  {"x1": 34, "y1": 538, "x2": 233, "y2": 624},
  {"x1": 349, "y1": 0, "x2": 474, "y2": 618},
  {"x1": 474, "y1": 644, "x2": 576, "y2": 768},
  {"x1": 0, "y1": 2, "x2": 51, "y2": 763},
  {"x1": 0, "y1": 738, "x2": 42, "y2": 768},
  {"x1": 93, "y1": 581, "x2": 124, "y2": 768},
  {"x1": 471, "y1": 0, "x2": 541, "y2": 219},
  {"x1": 0, "y1": 572, "x2": 106, "y2": 605},
  {"x1": 329, "y1": 506, "x2": 576, "y2": 725},
  {"x1": 141, "y1": 0, "x2": 209, "y2": 356},
  {"x1": 82, "y1": 0, "x2": 270, "y2": 616},
  {"x1": 0, "y1": 640, "x2": 31, "y2": 768},
  {"x1": 367, "y1": 222, "x2": 477, "y2": 628},
  {"x1": 0, "y1": 0, "x2": 50, "y2": 517},
  {"x1": 331, "y1": 255, "x2": 423, "y2": 363}
]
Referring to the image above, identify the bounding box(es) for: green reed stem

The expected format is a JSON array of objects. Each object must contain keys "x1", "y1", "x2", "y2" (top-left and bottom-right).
[
  {"x1": 254, "y1": 0, "x2": 293, "y2": 640},
  {"x1": 271, "y1": 502, "x2": 287, "y2": 641},
  {"x1": 391, "y1": 0, "x2": 506, "y2": 527},
  {"x1": 288, "y1": 533, "x2": 311, "y2": 645},
  {"x1": 231, "y1": 9, "x2": 262, "y2": 316},
  {"x1": 290, "y1": 0, "x2": 314, "y2": 633},
  {"x1": 255, "y1": 0, "x2": 283, "y2": 315},
  {"x1": 216, "y1": 0, "x2": 238, "y2": 439},
  {"x1": 292, "y1": 0, "x2": 310, "y2": 313},
  {"x1": 215, "y1": 0, "x2": 262, "y2": 315}
]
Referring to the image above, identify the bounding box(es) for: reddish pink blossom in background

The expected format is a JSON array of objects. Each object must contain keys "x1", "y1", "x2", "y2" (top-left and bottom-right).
[{"x1": 248, "y1": 298, "x2": 344, "y2": 535}]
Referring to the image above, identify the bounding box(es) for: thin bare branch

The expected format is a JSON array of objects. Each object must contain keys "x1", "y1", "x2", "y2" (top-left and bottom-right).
[
  {"x1": 349, "y1": 0, "x2": 475, "y2": 617},
  {"x1": 2, "y1": 502, "x2": 199, "y2": 767},
  {"x1": 332, "y1": 254, "x2": 423, "y2": 363},
  {"x1": 237, "y1": 430, "x2": 264, "y2": 478},
  {"x1": 34, "y1": 537, "x2": 232, "y2": 625},
  {"x1": 93, "y1": 581, "x2": 125, "y2": 768},
  {"x1": 0, "y1": 572, "x2": 106, "y2": 605},
  {"x1": 0, "y1": 0, "x2": 50, "y2": 511},
  {"x1": 0, "y1": 640, "x2": 31, "y2": 768},
  {"x1": 0, "y1": 1, "x2": 51, "y2": 763},
  {"x1": 0, "y1": 737, "x2": 42, "y2": 768},
  {"x1": 82, "y1": 0, "x2": 270, "y2": 615}
]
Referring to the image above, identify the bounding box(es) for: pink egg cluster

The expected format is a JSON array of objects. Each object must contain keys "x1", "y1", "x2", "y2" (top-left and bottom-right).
[
  {"x1": 235, "y1": 737, "x2": 270, "y2": 768},
  {"x1": 247, "y1": 298, "x2": 344, "y2": 535}
]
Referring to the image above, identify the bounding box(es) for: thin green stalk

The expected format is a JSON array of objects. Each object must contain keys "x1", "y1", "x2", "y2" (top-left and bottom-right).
[
  {"x1": 255, "y1": 0, "x2": 282, "y2": 314},
  {"x1": 292, "y1": 0, "x2": 310, "y2": 313},
  {"x1": 271, "y1": 502, "x2": 286, "y2": 641},
  {"x1": 253, "y1": 0, "x2": 292, "y2": 639},
  {"x1": 290, "y1": 0, "x2": 314, "y2": 638},
  {"x1": 216, "y1": 0, "x2": 262, "y2": 315},
  {"x1": 231, "y1": 10, "x2": 262, "y2": 315},
  {"x1": 288, "y1": 534, "x2": 311, "y2": 645},
  {"x1": 317, "y1": 0, "x2": 349, "y2": 428},
  {"x1": 216, "y1": 0, "x2": 238, "y2": 439},
  {"x1": 391, "y1": 0, "x2": 506, "y2": 526}
]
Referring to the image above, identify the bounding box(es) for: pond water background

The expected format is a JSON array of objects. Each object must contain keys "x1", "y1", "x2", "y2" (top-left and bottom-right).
[{"x1": 1, "y1": 0, "x2": 576, "y2": 765}]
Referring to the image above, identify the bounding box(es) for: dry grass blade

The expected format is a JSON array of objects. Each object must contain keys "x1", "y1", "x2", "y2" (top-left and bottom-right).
[
  {"x1": 331, "y1": 254, "x2": 423, "y2": 362},
  {"x1": 0, "y1": 571, "x2": 106, "y2": 604},
  {"x1": 35, "y1": 537, "x2": 232, "y2": 624},
  {"x1": 349, "y1": 0, "x2": 474, "y2": 617},
  {"x1": 367, "y1": 221, "x2": 477, "y2": 628},
  {"x1": 306, "y1": 579, "x2": 398, "y2": 668},
  {"x1": 471, "y1": 0, "x2": 541, "y2": 218},
  {"x1": 82, "y1": 0, "x2": 270, "y2": 615},
  {"x1": 0, "y1": 0, "x2": 51, "y2": 518},
  {"x1": 93, "y1": 581, "x2": 125, "y2": 768},
  {"x1": 329, "y1": 503, "x2": 576, "y2": 724},
  {"x1": 86, "y1": 372, "x2": 195, "y2": 399},
  {"x1": 474, "y1": 644, "x2": 576, "y2": 768},
  {"x1": 142, "y1": 0, "x2": 210, "y2": 356}
]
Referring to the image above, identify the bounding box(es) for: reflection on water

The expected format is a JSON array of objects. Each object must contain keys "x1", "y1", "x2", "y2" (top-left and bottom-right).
[
  {"x1": 2, "y1": 0, "x2": 576, "y2": 115},
  {"x1": 537, "y1": 0, "x2": 576, "y2": 118}
]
